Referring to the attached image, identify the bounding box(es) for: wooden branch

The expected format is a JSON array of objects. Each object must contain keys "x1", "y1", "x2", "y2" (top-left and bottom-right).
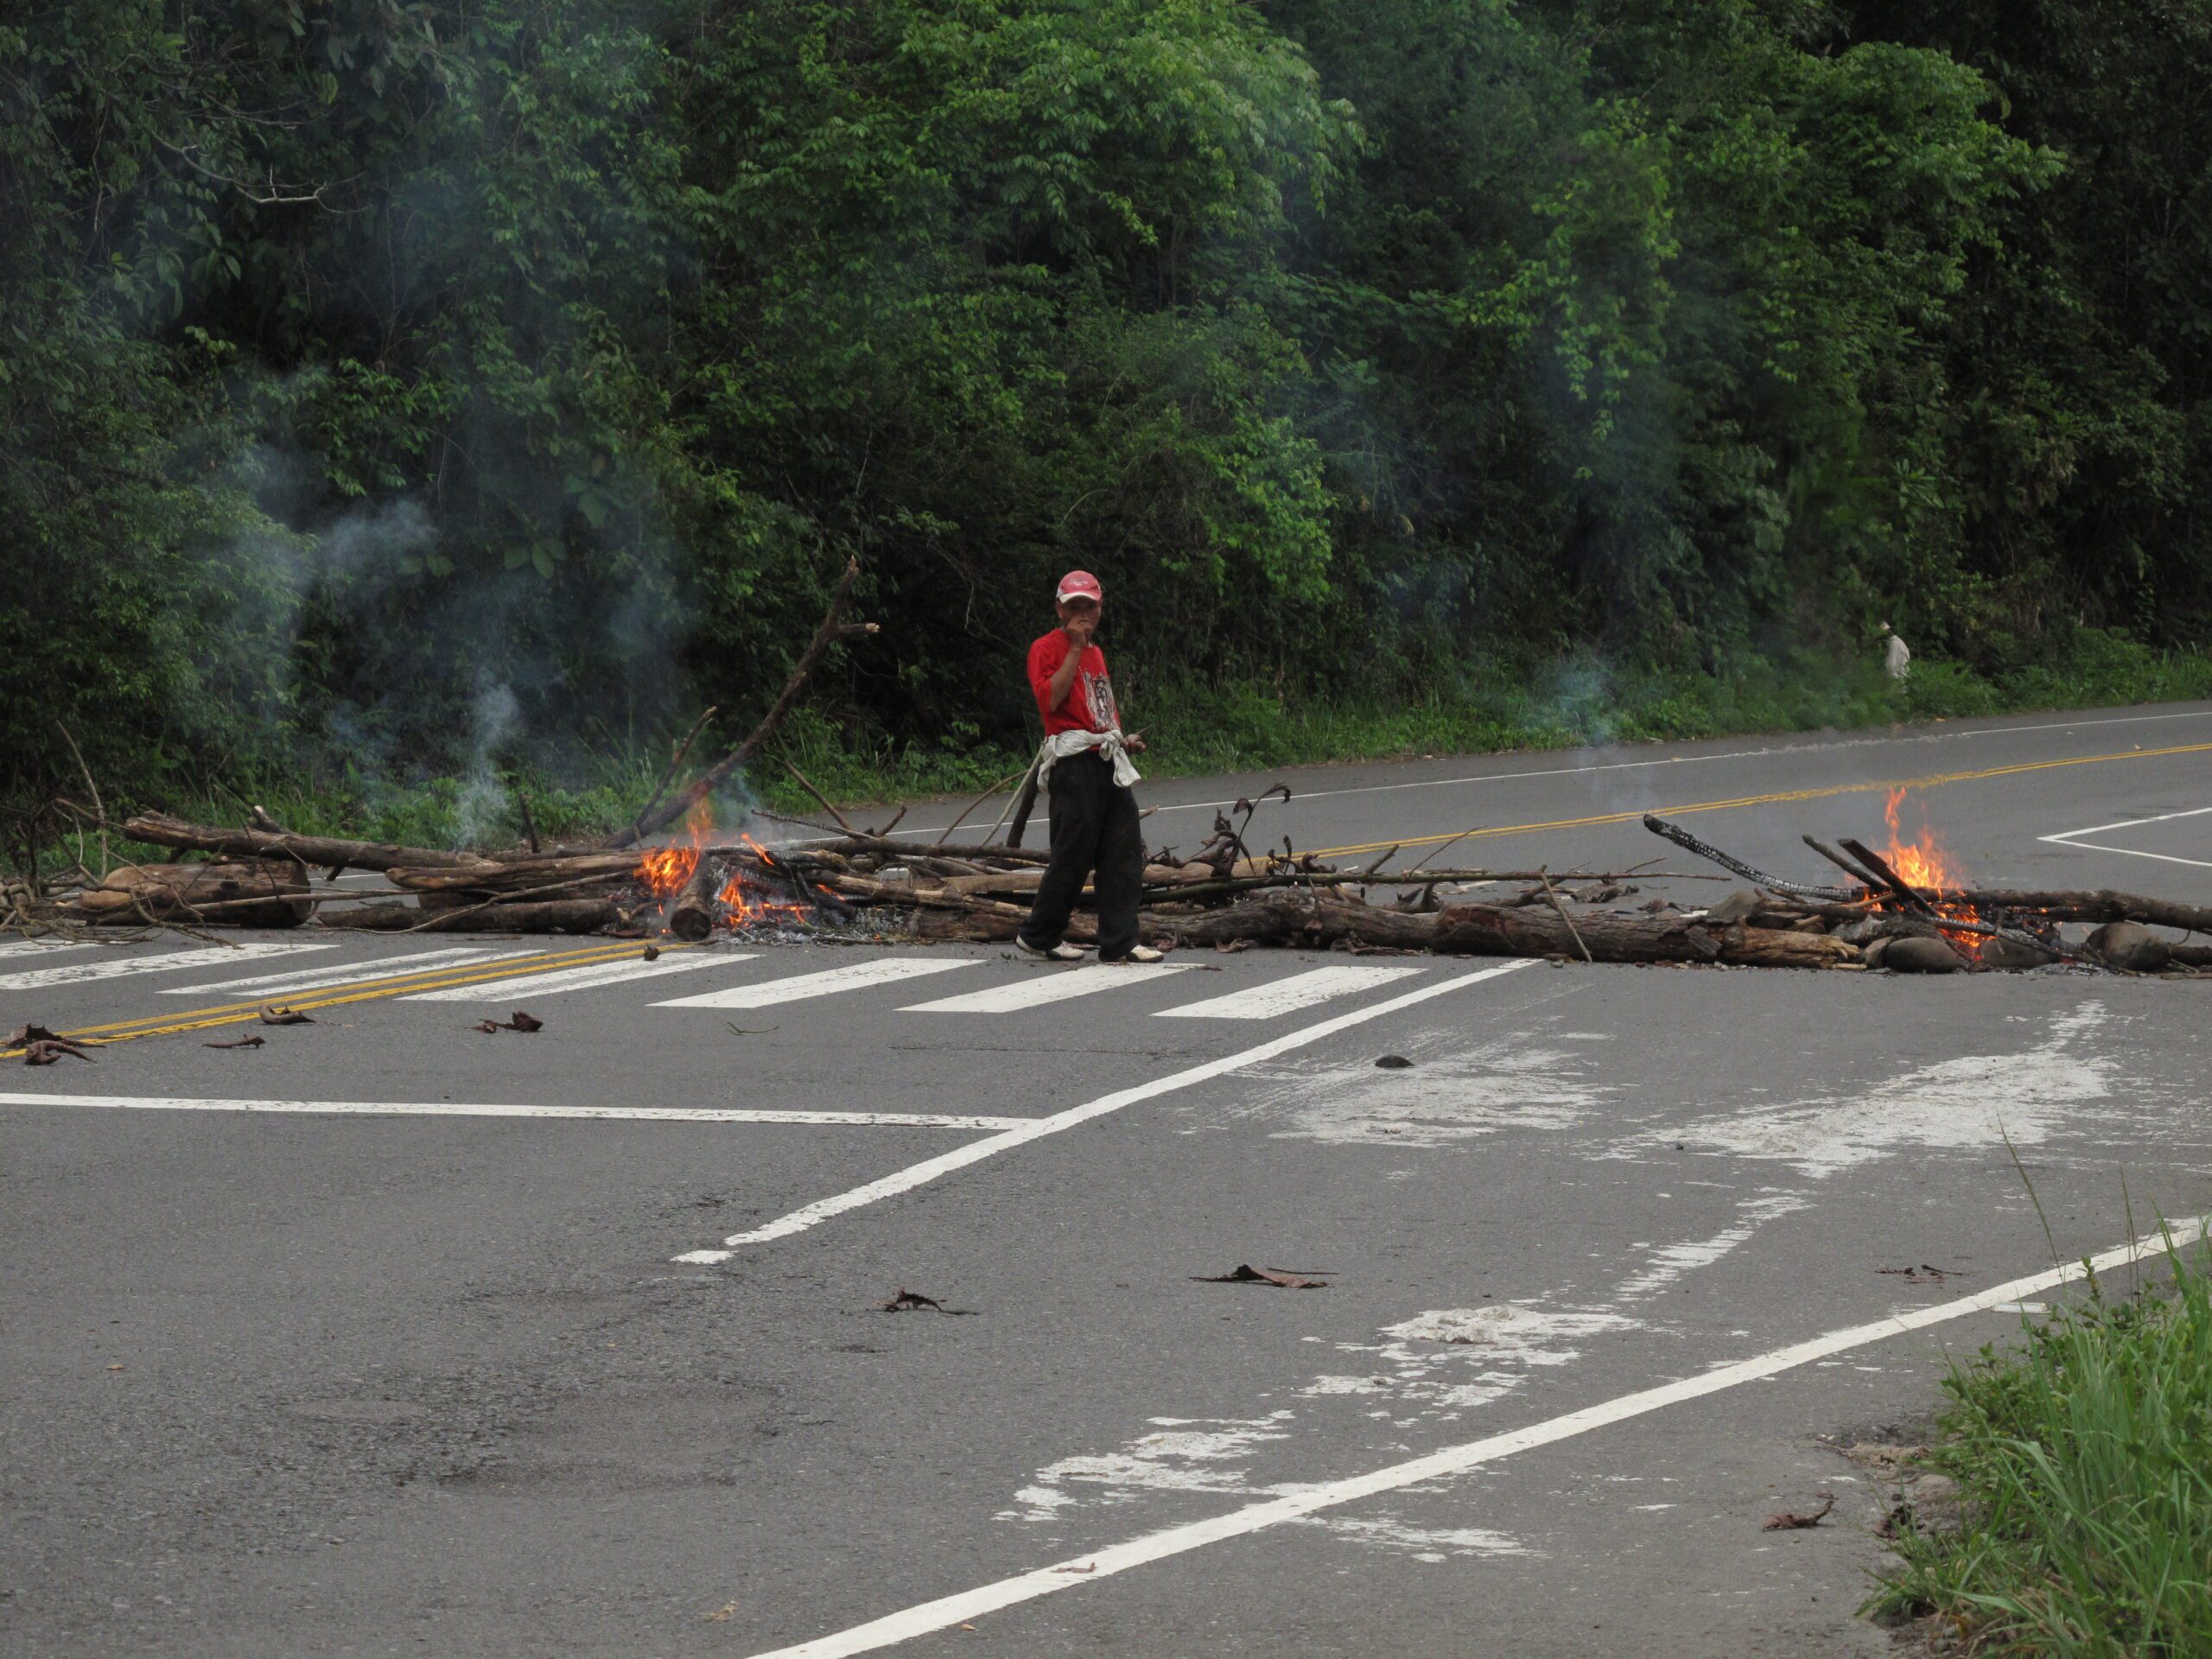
[
  {"x1": 607, "y1": 560, "x2": 874, "y2": 848},
  {"x1": 124, "y1": 812, "x2": 483, "y2": 872},
  {"x1": 783, "y1": 760, "x2": 855, "y2": 835},
  {"x1": 616, "y1": 705, "x2": 719, "y2": 849},
  {"x1": 1538, "y1": 868, "x2": 1592, "y2": 963}
]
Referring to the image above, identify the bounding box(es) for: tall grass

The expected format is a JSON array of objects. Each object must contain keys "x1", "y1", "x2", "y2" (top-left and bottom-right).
[{"x1": 1869, "y1": 1237, "x2": 2212, "y2": 1656}]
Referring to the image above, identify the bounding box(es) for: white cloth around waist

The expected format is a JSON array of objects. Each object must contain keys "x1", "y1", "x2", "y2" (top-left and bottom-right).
[{"x1": 1036, "y1": 728, "x2": 1141, "y2": 790}]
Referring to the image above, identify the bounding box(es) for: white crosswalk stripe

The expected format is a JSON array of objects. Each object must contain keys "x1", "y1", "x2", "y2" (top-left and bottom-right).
[
  {"x1": 653, "y1": 957, "x2": 975, "y2": 1009},
  {"x1": 404, "y1": 950, "x2": 755, "y2": 1001},
  {"x1": 901, "y1": 963, "x2": 1191, "y2": 1014},
  {"x1": 0, "y1": 939, "x2": 101, "y2": 964},
  {"x1": 0, "y1": 942, "x2": 335, "y2": 995},
  {"x1": 1152, "y1": 963, "x2": 1426, "y2": 1020},
  {"x1": 164, "y1": 945, "x2": 520, "y2": 996}
]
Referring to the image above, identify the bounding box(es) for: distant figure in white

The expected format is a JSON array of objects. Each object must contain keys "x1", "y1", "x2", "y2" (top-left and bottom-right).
[{"x1": 1879, "y1": 620, "x2": 1910, "y2": 683}]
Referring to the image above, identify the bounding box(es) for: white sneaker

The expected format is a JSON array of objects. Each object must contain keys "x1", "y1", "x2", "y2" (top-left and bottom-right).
[
  {"x1": 1106, "y1": 944, "x2": 1166, "y2": 963},
  {"x1": 1015, "y1": 938, "x2": 1087, "y2": 963}
]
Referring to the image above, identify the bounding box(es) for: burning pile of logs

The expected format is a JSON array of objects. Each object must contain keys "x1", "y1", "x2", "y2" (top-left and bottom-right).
[
  {"x1": 16, "y1": 563, "x2": 2205, "y2": 974},
  {"x1": 28, "y1": 792, "x2": 2209, "y2": 977}
]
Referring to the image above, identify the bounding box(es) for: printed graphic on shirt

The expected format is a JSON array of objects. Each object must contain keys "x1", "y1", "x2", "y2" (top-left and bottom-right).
[{"x1": 1084, "y1": 666, "x2": 1119, "y2": 731}]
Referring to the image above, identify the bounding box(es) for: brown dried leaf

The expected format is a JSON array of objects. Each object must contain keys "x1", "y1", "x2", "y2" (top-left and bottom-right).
[
  {"x1": 1763, "y1": 1492, "x2": 1835, "y2": 1530},
  {"x1": 204, "y1": 1034, "x2": 266, "y2": 1051},
  {"x1": 1193, "y1": 1264, "x2": 1329, "y2": 1289},
  {"x1": 882, "y1": 1288, "x2": 949, "y2": 1313},
  {"x1": 24, "y1": 1039, "x2": 94, "y2": 1065},
  {"x1": 258, "y1": 1004, "x2": 315, "y2": 1026},
  {"x1": 6, "y1": 1023, "x2": 60, "y2": 1047}
]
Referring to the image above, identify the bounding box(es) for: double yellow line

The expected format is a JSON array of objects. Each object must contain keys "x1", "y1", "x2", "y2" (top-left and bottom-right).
[
  {"x1": 1309, "y1": 740, "x2": 2212, "y2": 859},
  {"x1": 3, "y1": 939, "x2": 690, "y2": 1057}
]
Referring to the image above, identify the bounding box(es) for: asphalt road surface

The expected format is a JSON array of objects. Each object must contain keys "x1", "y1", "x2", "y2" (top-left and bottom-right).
[{"x1": 6, "y1": 702, "x2": 2211, "y2": 1658}]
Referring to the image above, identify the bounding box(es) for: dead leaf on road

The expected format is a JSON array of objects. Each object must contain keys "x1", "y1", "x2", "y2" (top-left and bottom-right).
[
  {"x1": 1763, "y1": 1492, "x2": 1836, "y2": 1530},
  {"x1": 1374, "y1": 1054, "x2": 1414, "y2": 1069},
  {"x1": 880, "y1": 1288, "x2": 974, "y2": 1315},
  {"x1": 7, "y1": 1023, "x2": 62, "y2": 1047},
  {"x1": 25, "y1": 1039, "x2": 94, "y2": 1065},
  {"x1": 474, "y1": 1012, "x2": 543, "y2": 1033},
  {"x1": 701, "y1": 1601, "x2": 738, "y2": 1622},
  {"x1": 205, "y1": 1034, "x2": 266, "y2": 1051},
  {"x1": 1193, "y1": 1264, "x2": 1329, "y2": 1289},
  {"x1": 258, "y1": 1004, "x2": 315, "y2": 1026}
]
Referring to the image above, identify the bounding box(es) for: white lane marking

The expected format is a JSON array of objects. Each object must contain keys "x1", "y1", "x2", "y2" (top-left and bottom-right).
[
  {"x1": 653, "y1": 957, "x2": 975, "y2": 1009},
  {"x1": 404, "y1": 951, "x2": 753, "y2": 1001},
  {"x1": 0, "y1": 1093, "x2": 1034, "y2": 1130},
  {"x1": 0, "y1": 942, "x2": 334, "y2": 994},
  {"x1": 1154, "y1": 965, "x2": 1426, "y2": 1020},
  {"x1": 874, "y1": 707, "x2": 2212, "y2": 836},
  {"x1": 901, "y1": 963, "x2": 1192, "y2": 1014},
  {"x1": 0, "y1": 939, "x2": 100, "y2": 963},
  {"x1": 163, "y1": 945, "x2": 516, "y2": 995},
  {"x1": 741, "y1": 1216, "x2": 2208, "y2": 1659},
  {"x1": 2039, "y1": 804, "x2": 2212, "y2": 870},
  {"x1": 678, "y1": 961, "x2": 1535, "y2": 1262}
]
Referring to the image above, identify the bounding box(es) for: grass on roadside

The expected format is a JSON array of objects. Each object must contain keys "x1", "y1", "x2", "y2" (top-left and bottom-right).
[
  {"x1": 1866, "y1": 1236, "x2": 2212, "y2": 1656},
  {"x1": 31, "y1": 627, "x2": 2212, "y2": 874}
]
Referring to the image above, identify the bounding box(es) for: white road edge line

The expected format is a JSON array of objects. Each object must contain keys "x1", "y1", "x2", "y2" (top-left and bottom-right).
[
  {"x1": 676, "y1": 960, "x2": 1536, "y2": 1262},
  {"x1": 844, "y1": 707, "x2": 2212, "y2": 837},
  {"x1": 743, "y1": 1216, "x2": 2209, "y2": 1659},
  {"x1": 0, "y1": 1094, "x2": 1035, "y2": 1130}
]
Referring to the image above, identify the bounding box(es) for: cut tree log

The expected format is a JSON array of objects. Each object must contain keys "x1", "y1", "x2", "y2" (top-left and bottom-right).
[
  {"x1": 318, "y1": 899, "x2": 621, "y2": 932},
  {"x1": 667, "y1": 858, "x2": 724, "y2": 943},
  {"x1": 1932, "y1": 887, "x2": 2212, "y2": 937},
  {"x1": 386, "y1": 854, "x2": 639, "y2": 894},
  {"x1": 606, "y1": 558, "x2": 877, "y2": 849},
  {"x1": 124, "y1": 812, "x2": 482, "y2": 873},
  {"x1": 829, "y1": 836, "x2": 1052, "y2": 868},
  {"x1": 79, "y1": 860, "x2": 311, "y2": 927},
  {"x1": 1433, "y1": 904, "x2": 1860, "y2": 968}
]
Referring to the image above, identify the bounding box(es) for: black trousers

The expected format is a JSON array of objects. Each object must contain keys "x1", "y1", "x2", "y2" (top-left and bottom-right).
[{"x1": 1020, "y1": 750, "x2": 1143, "y2": 959}]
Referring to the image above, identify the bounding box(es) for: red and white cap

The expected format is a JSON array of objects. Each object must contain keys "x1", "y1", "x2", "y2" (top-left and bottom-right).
[{"x1": 1056, "y1": 569, "x2": 1103, "y2": 604}]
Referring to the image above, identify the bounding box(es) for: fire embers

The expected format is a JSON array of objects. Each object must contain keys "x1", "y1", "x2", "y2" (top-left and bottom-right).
[
  {"x1": 633, "y1": 810, "x2": 818, "y2": 939},
  {"x1": 1866, "y1": 790, "x2": 2064, "y2": 968}
]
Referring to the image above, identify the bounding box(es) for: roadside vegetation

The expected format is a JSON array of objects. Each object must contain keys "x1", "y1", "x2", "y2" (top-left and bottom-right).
[
  {"x1": 1869, "y1": 1241, "x2": 2212, "y2": 1656},
  {"x1": 8, "y1": 2, "x2": 2212, "y2": 864}
]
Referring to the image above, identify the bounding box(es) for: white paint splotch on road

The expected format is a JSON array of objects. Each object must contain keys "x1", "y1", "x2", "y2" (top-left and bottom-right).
[
  {"x1": 1623, "y1": 1001, "x2": 2120, "y2": 1178},
  {"x1": 1238, "y1": 1030, "x2": 1612, "y2": 1147}
]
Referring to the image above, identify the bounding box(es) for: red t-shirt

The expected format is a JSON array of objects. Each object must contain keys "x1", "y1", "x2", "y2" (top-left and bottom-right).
[{"x1": 1028, "y1": 630, "x2": 1120, "y2": 735}]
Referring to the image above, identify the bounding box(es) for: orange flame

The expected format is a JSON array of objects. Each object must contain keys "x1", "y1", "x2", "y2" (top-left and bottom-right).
[
  {"x1": 1881, "y1": 789, "x2": 1967, "y2": 899},
  {"x1": 634, "y1": 801, "x2": 716, "y2": 898},
  {"x1": 636, "y1": 844, "x2": 698, "y2": 898},
  {"x1": 1881, "y1": 789, "x2": 1983, "y2": 957}
]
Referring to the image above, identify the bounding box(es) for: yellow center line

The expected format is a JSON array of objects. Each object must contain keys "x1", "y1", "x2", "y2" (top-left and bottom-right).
[
  {"x1": 1308, "y1": 741, "x2": 2212, "y2": 859},
  {"x1": 5, "y1": 940, "x2": 689, "y2": 1056}
]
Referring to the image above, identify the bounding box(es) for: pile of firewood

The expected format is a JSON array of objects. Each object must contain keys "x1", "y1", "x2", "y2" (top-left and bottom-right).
[
  {"x1": 14, "y1": 564, "x2": 2207, "y2": 974},
  {"x1": 18, "y1": 801, "x2": 2207, "y2": 976}
]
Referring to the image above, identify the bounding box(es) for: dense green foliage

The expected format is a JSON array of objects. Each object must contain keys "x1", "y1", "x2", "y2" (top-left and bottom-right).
[
  {"x1": 7, "y1": 0, "x2": 2211, "y2": 846},
  {"x1": 1872, "y1": 1243, "x2": 2212, "y2": 1654}
]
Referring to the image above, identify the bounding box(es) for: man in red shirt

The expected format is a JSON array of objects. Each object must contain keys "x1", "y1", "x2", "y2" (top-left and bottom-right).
[{"x1": 1016, "y1": 570, "x2": 1162, "y2": 963}]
